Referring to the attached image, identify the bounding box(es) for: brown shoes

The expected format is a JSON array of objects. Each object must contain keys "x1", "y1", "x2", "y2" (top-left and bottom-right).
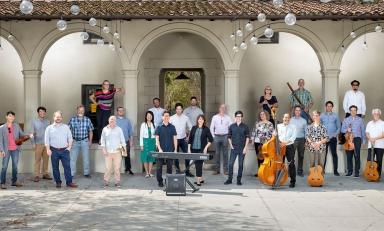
[
  {"x1": 42, "y1": 175, "x2": 53, "y2": 180},
  {"x1": 11, "y1": 182, "x2": 23, "y2": 187},
  {"x1": 67, "y1": 183, "x2": 78, "y2": 188},
  {"x1": 33, "y1": 176, "x2": 40, "y2": 182}
]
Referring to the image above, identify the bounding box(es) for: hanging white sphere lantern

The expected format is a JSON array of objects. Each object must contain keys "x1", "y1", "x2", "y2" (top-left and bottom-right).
[
  {"x1": 264, "y1": 26, "x2": 274, "y2": 38},
  {"x1": 375, "y1": 25, "x2": 382, "y2": 33},
  {"x1": 7, "y1": 34, "x2": 15, "y2": 41},
  {"x1": 272, "y1": 0, "x2": 284, "y2": 8},
  {"x1": 245, "y1": 21, "x2": 253, "y2": 31},
  {"x1": 257, "y1": 13, "x2": 266, "y2": 22},
  {"x1": 250, "y1": 35, "x2": 258, "y2": 45},
  {"x1": 350, "y1": 31, "x2": 357, "y2": 38},
  {"x1": 103, "y1": 25, "x2": 110, "y2": 34},
  {"x1": 89, "y1": 18, "x2": 97, "y2": 27},
  {"x1": 233, "y1": 45, "x2": 239, "y2": 53},
  {"x1": 56, "y1": 19, "x2": 67, "y2": 31},
  {"x1": 80, "y1": 30, "x2": 89, "y2": 41},
  {"x1": 20, "y1": 0, "x2": 33, "y2": 15},
  {"x1": 236, "y1": 28, "x2": 243, "y2": 37},
  {"x1": 97, "y1": 39, "x2": 104, "y2": 46},
  {"x1": 240, "y1": 41, "x2": 247, "y2": 50},
  {"x1": 285, "y1": 13, "x2": 296, "y2": 26},
  {"x1": 113, "y1": 31, "x2": 120, "y2": 39},
  {"x1": 70, "y1": 4, "x2": 81, "y2": 15}
]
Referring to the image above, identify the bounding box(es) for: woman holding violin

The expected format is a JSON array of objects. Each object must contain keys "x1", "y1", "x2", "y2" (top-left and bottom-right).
[
  {"x1": 365, "y1": 108, "x2": 384, "y2": 179},
  {"x1": 253, "y1": 111, "x2": 274, "y2": 177},
  {"x1": 259, "y1": 86, "x2": 278, "y2": 126}
]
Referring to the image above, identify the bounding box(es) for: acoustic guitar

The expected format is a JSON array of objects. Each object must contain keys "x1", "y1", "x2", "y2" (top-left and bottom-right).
[
  {"x1": 363, "y1": 143, "x2": 380, "y2": 182},
  {"x1": 307, "y1": 151, "x2": 324, "y2": 187}
]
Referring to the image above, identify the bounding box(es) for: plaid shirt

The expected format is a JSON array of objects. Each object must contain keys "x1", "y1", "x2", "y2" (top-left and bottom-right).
[
  {"x1": 289, "y1": 88, "x2": 313, "y2": 108},
  {"x1": 68, "y1": 116, "x2": 94, "y2": 141}
]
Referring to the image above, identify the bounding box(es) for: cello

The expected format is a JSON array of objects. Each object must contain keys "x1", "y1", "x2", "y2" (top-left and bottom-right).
[
  {"x1": 343, "y1": 124, "x2": 355, "y2": 151},
  {"x1": 363, "y1": 143, "x2": 380, "y2": 182}
]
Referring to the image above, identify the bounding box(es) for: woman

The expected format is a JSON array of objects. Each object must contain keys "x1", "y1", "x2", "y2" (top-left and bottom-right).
[
  {"x1": 259, "y1": 86, "x2": 278, "y2": 126},
  {"x1": 100, "y1": 116, "x2": 126, "y2": 188},
  {"x1": 188, "y1": 115, "x2": 213, "y2": 186},
  {"x1": 253, "y1": 111, "x2": 275, "y2": 177},
  {"x1": 305, "y1": 111, "x2": 329, "y2": 171},
  {"x1": 140, "y1": 111, "x2": 156, "y2": 178}
]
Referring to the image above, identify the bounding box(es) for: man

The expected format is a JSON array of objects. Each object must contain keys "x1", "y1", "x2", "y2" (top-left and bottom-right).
[
  {"x1": 45, "y1": 111, "x2": 77, "y2": 188},
  {"x1": 155, "y1": 111, "x2": 177, "y2": 187},
  {"x1": 184, "y1": 96, "x2": 204, "y2": 126},
  {"x1": 116, "y1": 106, "x2": 134, "y2": 175},
  {"x1": 170, "y1": 103, "x2": 193, "y2": 176},
  {"x1": 224, "y1": 111, "x2": 249, "y2": 186},
  {"x1": 68, "y1": 105, "x2": 94, "y2": 178},
  {"x1": 149, "y1": 97, "x2": 165, "y2": 128},
  {"x1": 30, "y1": 106, "x2": 52, "y2": 182},
  {"x1": 341, "y1": 105, "x2": 365, "y2": 177},
  {"x1": 365, "y1": 108, "x2": 384, "y2": 178},
  {"x1": 288, "y1": 78, "x2": 313, "y2": 122},
  {"x1": 89, "y1": 80, "x2": 124, "y2": 141},
  {"x1": 277, "y1": 113, "x2": 297, "y2": 188},
  {"x1": 289, "y1": 106, "x2": 307, "y2": 177},
  {"x1": 0, "y1": 111, "x2": 32, "y2": 189},
  {"x1": 320, "y1": 101, "x2": 341, "y2": 176},
  {"x1": 210, "y1": 104, "x2": 232, "y2": 175},
  {"x1": 343, "y1": 80, "x2": 366, "y2": 118}
]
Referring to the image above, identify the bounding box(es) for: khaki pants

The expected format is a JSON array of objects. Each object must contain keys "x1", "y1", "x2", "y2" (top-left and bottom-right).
[
  {"x1": 34, "y1": 144, "x2": 50, "y2": 177},
  {"x1": 104, "y1": 152, "x2": 122, "y2": 183},
  {"x1": 309, "y1": 151, "x2": 326, "y2": 169}
]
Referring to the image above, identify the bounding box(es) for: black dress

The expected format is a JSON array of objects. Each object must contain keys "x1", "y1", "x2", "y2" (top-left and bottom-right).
[{"x1": 259, "y1": 95, "x2": 278, "y2": 126}]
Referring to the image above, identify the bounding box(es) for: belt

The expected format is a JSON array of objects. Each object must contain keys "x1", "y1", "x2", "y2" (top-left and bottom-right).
[
  {"x1": 50, "y1": 146, "x2": 67, "y2": 151},
  {"x1": 74, "y1": 137, "x2": 88, "y2": 141},
  {"x1": 214, "y1": 134, "x2": 228, "y2": 136}
]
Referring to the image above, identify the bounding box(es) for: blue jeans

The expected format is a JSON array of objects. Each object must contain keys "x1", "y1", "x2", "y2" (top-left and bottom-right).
[
  {"x1": 51, "y1": 148, "x2": 72, "y2": 185},
  {"x1": 214, "y1": 135, "x2": 229, "y2": 172},
  {"x1": 70, "y1": 140, "x2": 90, "y2": 176},
  {"x1": 228, "y1": 149, "x2": 245, "y2": 181},
  {"x1": 1, "y1": 150, "x2": 19, "y2": 184}
]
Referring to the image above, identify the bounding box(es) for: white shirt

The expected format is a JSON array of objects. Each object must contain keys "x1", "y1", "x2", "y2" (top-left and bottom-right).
[
  {"x1": 139, "y1": 122, "x2": 156, "y2": 146},
  {"x1": 210, "y1": 114, "x2": 232, "y2": 137},
  {"x1": 149, "y1": 107, "x2": 165, "y2": 127},
  {"x1": 277, "y1": 123, "x2": 296, "y2": 146},
  {"x1": 343, "y1": 90, "x2": 366, "y2": 115},
  {"x1": 100, "y1": 126, "x2": 126, "y2": 153},
  {"x1": 170, "y1": 114, "x2": 192, "y2": 139},
  {"x1": 365, "y1": 119, "x2": 384, "y2": 149}
]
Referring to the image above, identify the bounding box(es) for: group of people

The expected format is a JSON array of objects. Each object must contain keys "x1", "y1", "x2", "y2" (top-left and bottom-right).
[{"x1": 0, "y1": 78, "x2": 383, "y2": 190}]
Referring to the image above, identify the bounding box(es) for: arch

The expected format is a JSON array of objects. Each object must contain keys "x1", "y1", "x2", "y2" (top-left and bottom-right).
[
  {"x1": 0, "y1": 27, "x2": 29, "y2": 69},
  {"x1": 129, "y1": 22, "x2": 233, "y2": 70},
  {"x1": 233, "y1": 22, "x2": 330, "y2": 71}
]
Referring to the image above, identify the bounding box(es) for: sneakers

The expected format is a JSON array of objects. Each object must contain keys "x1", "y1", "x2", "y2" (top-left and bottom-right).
[{"x1": 224, "y1": 179, "x2": 232, "y2": 185}]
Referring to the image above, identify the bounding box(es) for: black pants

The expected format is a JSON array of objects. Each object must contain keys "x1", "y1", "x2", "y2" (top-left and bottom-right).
[
  {"x1": 346, "y1": 137, "x2": 361, "y2": 175},
  {"x1": 324, "y1": 137, "x2": 338, "y2": 173},
  {"x1": 285, "y1": 144, "x2": 296, "y2": 183},
  {"x1": 174, "y1": 139, "x2": 189, "y2": 172},
  {"x1": 254, "y1": 143, "x2": 264, "y2": 169},
  {"x1": 192, "y1": 149, "x2": 203, "y2": 177},
  {"x1": 96, "y1": 108, "x2": 111, "y2": 141},
  {"x1": 156, "y1": 158, "x2": 173, "y2": 183},
  {"x1": 124, "y1": 140, "x2": 132, "y2": 171},
  {"x1": 294, "y1": 138, "x2": 305, "y2": 175},
  {"x1": 367, "y1": 148, "x2": 384, "y2": 177}
]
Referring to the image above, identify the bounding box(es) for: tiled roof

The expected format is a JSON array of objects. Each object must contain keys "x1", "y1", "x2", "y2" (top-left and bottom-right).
[{"x1": 0, "y1": 0, "x2": 383, "y2": 20}]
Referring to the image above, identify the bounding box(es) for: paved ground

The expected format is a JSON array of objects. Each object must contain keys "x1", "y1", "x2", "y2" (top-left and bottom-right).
[{"x1": 0, "y1": 171, "x2": 384, "y2": 231}]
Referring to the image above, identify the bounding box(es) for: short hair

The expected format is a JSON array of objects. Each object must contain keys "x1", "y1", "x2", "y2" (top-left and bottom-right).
[
  {"x1": 312, "y1": 110, "x2": 321, "y2": 116},
  {"x1": 53, "y1": 111, "x2": 62, "y2": 117},
  {"x1": 298, "y1": 78, "x2": 305, "y2": 84},
  {"x1": 351, "y1": 80, "x2": 360, "y2": 86},
  {"x1": 37, "y1": 106, "x2": 47, "y2": 113},
  {"x1": 153, "y1": 97, "x2": 160, "y2": 102},
  {"x1": 259, "y1": 110, "x2": 270, "y2": 121},
  {"x1": 372, "y1": 108, "x2": 382, "y2": 115},
  {"x1": 77, "y1": 105, "x2": 85, "y2": 110},
  {"x1": 325, "y1": 101, "x2": 334, "y2": 107},
  {"x1": 294, "y1": 105, "x2": 302, "y2": 110},
  {"x1": 190, "y1": 96, "x2": 197, "y2": 101},
  {"x1": 6, "y1": 111, "x2": 15, "y2": 116},
  {"x1": 109, "y1": 115, "x2": 116, "y2": 121},
  {"x1": 235, "y1": 110, "x2": 243, "y2": 117},
  {"x1": 175, "y1": 103, "x2": 183, "y2": 110},
  {"x1": 283, "y1": 113, "x2": 291, "y2": 118},
  {"x1": 116, "y1": 106, "x2": 124, "y2": 111},
  {"x1": 102, "y1": 80, "x2": 110, "y2": 84},
  {"x1": 163, "y1": 110, "x2": 171, "y2": 116},
  {"x1": 195, "y1": 114, "x2": 206, "y2": 127},
  {"x1": 349, "y1": 105, "x2": 358, "y2": 111}
]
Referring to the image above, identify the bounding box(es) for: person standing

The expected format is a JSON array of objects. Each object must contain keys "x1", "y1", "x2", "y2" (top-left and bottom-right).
[
  {"x1": 100, "y1": 116, "x2": 126, "y2": 188},
  {"x1": 341, "y1": 105, "x2": 365, "y2": 177},
  {"x1": 45, "y1": 111, "x2": 77, "y2": 188},
  {"x1": 253, "y1": 111, "x2": 274, "y2": 177},
  {"x1": 140, "y1": 111, "x2": 156, "y2": 178},
  {"x1": 306, "y1": 111, "x2": 329, "y2": 171},
  {"x1": 343, "y1": 80, "x2": 366, "y2": 118},
  {"x1": 288, "y1": 78, "x2": 313, "y2": 122},
  {"x1": 155, "y1": 111, "x2": 177, "y2": 187},
  {"x1": 68, "y1": 105, "x2": 94, "y2": 178},
  {"x1": 116, "y1": 107, "x2": 134, "y2": 175},
  {"x1": 277, "y1": 113, "x2": 297, "y2": 188},
  {"x1": 210, "y1": 104, "x2": 232, "y2": 175},
  {"x1": 320, "y1": 101, "x2": 341, "y2": 175},
  {"x1": 149, "y1": 97, "x2": 165, "y2": 128},
  {"x1": 184, "y1": 96, "x2": 204, "y2": 126},
  {"x1": 289, "y1": 106, "x2": 307, "y2": 177},
  {"x1": 30, "y1": 106, "x2": 52, "y2": 182},
  {"x1": 259, "y1": 86, "x2": 278, "y2": 126},
  {"x1": 224, "y1": 111, "x2": 250, "y2": 186},
  {"x1": 170, "y1": 103, "x2": 193, "y2": 176},
  {"x1": 188, "y1": 115, "x2": 213, "y2": 186},
  {"x1": 365, "y1": 108, "x2": 384, "y2": 178},
  {"x1": 0, "y1": 111, "x2": 32, "y2": 189},
  {"x1": 89, "y1": 80, "x2": 124, "y2": 141}
]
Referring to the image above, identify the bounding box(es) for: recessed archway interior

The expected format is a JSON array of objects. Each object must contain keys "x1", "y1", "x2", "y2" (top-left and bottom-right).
[
  {"x1": 0, "y1": 37, "x2": 24, "y2": 124},
  {"x1": 137, "y1": 31, "x2": 224, "y2": 121},
  {"x1": 41, "y1": 32, "x2": 123, "y2": 122},
  {"x1": 339, "y1": 31, "x2": 384, "y2": 119}
]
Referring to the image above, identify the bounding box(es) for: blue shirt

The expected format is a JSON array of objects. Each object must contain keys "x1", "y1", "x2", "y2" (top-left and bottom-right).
[
  {"x1": 289, "y1": 116, "x2": 307, "y2": 138},
  {"x1": 155, "y1": 123, "x2": 177, "y2": 152},
  {"x1": 68, "y1": 116, "x2": 94, "y2": 141},
  {"x1": 30, "y1": 118, "x2": 50, "y2": 145},
  {"x1": 320, "y1": 112, "x2": 341, "y2": 138},
  {"x1": 116, "y1": 116, "x2": 133, "y2": 141},
  {"x1": 277, "y1": 123, "x2": 296, "y2": 145},
  {"x1": 341, "y1": 115, "x2": 366, "y2": 141},
  {"x1": 45, "y1": 123, "x2": 73, "y2": 149}
]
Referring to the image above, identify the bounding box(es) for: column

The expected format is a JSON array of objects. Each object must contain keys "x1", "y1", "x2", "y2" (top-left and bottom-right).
[
  {"x1": 23, "y1": 70, "x2": 42, "y2": 130},
  {"x1": 224, "y1": 69, "x2": 240, "y2": 117}
]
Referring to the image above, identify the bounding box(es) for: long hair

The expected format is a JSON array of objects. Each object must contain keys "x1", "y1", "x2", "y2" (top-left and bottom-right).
[
  {"x1": 144, "y1": 111, "x2": 155, "y2": 128},
  {"x1": 196, "y1": 114, "x2": 207, "y2": 127},
  {"x1": 258, "y1": 110, "x2": 270, "y2": 121}
]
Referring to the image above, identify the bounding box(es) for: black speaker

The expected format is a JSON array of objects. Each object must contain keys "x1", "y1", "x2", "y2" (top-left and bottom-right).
[{"x1": 165, "y1": 174, "x2": 186, "y2": 196}]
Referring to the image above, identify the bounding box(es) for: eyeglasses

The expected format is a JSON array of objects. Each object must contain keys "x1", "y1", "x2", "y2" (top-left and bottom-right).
[
  {"x1": 352, "y1": 84, "x2": 359, "y2": 87},
  {"x1": 265, "y1": 88, "x2": 272, "y2": 90},
  {"x1": 7, "y1": 127, "x2": 11, "y2": 133}
]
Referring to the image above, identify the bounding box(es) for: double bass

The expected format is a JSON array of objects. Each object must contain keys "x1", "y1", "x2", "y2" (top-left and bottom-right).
[{"x1": 363, "y1": 143, "x2": 380, "y2": 182}]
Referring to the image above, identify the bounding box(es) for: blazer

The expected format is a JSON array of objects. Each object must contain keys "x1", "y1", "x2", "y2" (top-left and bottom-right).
[
  {"x1": 0, "y1": 123, "x2": 25, "y2": 153},
  {"x1": 188, "y1": 126, "x2": 213, "y2": 152}
]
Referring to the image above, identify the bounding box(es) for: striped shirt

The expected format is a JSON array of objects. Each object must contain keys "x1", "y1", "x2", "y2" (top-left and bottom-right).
[
  {"x1": 45, "y1": 123, "x2": 73, "y2": 149},
  {"x1": 68, "y1": 116, "x2": 94, "y2": 141},
  {"x1": 289, "y1": 88, "x2": 313, "y2": 108},
  {"x1": 95, "y1": 88, "x2": 116, "y2": 111}
]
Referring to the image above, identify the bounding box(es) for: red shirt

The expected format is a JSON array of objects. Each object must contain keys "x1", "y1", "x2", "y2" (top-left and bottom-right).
[{"x1": 7, "y1": 126, "x2": 17, "y2": 151}]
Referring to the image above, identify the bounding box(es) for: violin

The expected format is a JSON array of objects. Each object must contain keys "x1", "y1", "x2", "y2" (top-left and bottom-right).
[
  {"x1": 363, "y1": 143, "x2": 380, "y2": 182},
  {"x1": 307, "y1": 152, "x2": 324, "y2": 187},
  {"x1": 343, "y1": 124, "x2": 355, "y2": 151},
  {"x1": 15, "y1": 135, "x2": 30, "y2": 145}
]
